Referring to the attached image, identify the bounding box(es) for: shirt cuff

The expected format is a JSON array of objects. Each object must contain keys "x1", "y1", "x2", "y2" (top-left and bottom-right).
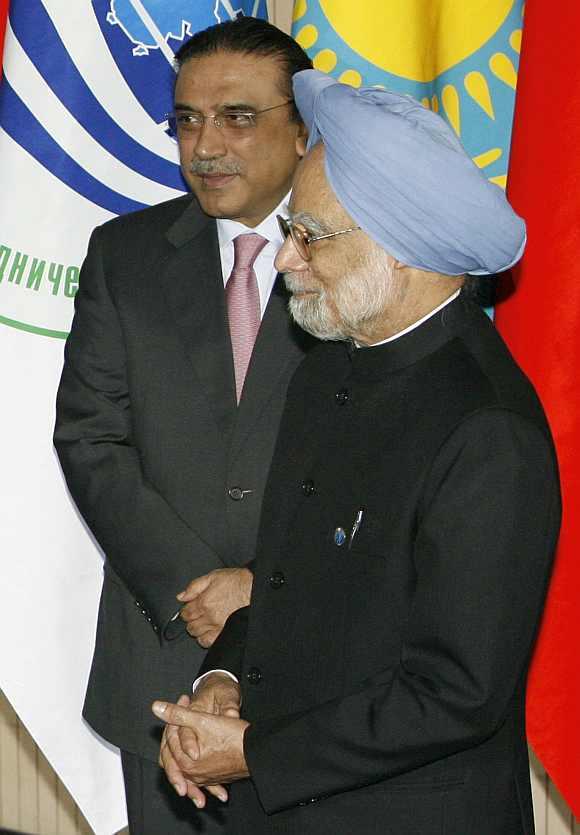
[{"x1": 191, "y1": 669, "x2": 239, "y2": 695}]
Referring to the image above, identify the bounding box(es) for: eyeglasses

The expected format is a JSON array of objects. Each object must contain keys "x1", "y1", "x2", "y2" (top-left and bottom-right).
[
  {"x1": 166, "y1": 101, "x2": 293, "y2": 138},
  {"x1": 277, "y1": 215, "x2": 361, "y2": 262}
]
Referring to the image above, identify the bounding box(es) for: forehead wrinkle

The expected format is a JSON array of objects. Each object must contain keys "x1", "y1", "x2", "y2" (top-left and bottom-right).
[
  {"x1": 290, "y1": 147, "x2": 349, "y2": 233},
  {"x1": 175, "y1": 52, "x2": 286, "y2": 112}
]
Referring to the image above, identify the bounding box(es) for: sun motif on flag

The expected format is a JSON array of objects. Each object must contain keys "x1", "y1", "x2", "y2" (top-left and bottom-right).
[{"x1": 292, "y1": 0, "x2": 524, "y2": 186}]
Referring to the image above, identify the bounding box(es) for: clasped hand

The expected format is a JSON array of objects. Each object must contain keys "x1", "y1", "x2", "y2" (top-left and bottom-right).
[
  {"x1": 153, "y1": 673, "x2": 249, "y2": 808},
  {"x1": 178, "y1": 567, "x2": 252, "y2": 647}
]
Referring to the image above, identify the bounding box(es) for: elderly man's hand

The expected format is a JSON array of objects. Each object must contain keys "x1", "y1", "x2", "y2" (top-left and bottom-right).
[
  {"x1": 178, "y1": 567, "x2": 252, "y2": 647},
  {"x1": 156, "y1": 673, "x2": 242, "y2": 807},
  {"x1": 153, "y1": 692, "x2": 249, "y2": 802}
]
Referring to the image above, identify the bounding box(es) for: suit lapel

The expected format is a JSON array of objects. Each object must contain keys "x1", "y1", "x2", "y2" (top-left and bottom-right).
[
  {"x1": 231, "y1": 277, "x2": 310, "y2": 460},
  {"x1": 162, "y1": 200, "x2": 237, "y2": 436}
]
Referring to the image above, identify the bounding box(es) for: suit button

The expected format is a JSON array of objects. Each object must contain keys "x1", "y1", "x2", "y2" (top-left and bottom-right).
[
  {"x1": 335, "y1": 388, "x2": 349, "y2": 405},
  {"x1": 228, "y1": 486, "x2": 244, "y2": 501},
  {"x1": 301, "y1": 479, "x2": 316, "y2": 496},
  {"x1": 246, "y1": 667, "x2": 262, "y2": 685},
  {"x1": 268, "y1": 571, "x2": 286, "y2": 590}
]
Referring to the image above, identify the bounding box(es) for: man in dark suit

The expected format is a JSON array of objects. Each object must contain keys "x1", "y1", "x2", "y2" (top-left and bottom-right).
[
  {"x1": 54, "y1": 18, "x2": 313, "y2": 835},
  {"x1": 153, "y1": 72, "x2": 561, "y2": 834}
]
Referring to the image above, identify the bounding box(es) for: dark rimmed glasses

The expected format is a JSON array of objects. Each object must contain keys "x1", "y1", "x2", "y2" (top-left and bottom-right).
[
  {"x1": 166, "y1": 100, "x2": 294, "y2": 139},
  {"x1": 277, "y1": 215, "x2": 361, "y2": 262}
]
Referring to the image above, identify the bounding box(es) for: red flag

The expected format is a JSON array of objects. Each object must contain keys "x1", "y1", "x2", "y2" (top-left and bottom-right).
[
  {"x1": 0, "y1": 0, "x2": 8, "y2": 72},
  {"x1": 495, "y1": 1, "x2": 580, "y2": 820}
]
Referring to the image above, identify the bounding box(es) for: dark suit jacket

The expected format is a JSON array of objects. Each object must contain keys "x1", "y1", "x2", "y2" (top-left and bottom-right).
[
  {"x1": 205, "y1": 294, "x2": 561, "y2": 835},
  {"x1": 54, "y1": 194, "x2": 314, "y2": 761}
]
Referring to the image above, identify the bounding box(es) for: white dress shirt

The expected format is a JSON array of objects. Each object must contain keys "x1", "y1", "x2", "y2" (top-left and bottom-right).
[{"x1": 217, "y1": 193, "x2": 290, "y2": 317}]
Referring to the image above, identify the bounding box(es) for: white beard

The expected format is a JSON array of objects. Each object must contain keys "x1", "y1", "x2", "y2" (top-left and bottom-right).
[{"x1": 285, "y1": 253, "x2": 398, "y2": 342}]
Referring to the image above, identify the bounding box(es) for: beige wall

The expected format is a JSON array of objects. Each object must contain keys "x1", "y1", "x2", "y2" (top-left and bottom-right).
[
  {"x1": 0, "y1": 691, "x2": 94, "y2": 835},
  {"x1": 1, "y1": 2, "x2": 575, "y2": 834}
]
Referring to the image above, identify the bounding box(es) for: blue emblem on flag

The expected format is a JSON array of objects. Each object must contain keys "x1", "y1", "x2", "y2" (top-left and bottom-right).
[
  {"x1": 106, "y1": 1, "x2": 267, "y2": 57},
  {"x1": 96, "y1": 0, "x2": 267, "y2": 127},
  {"x1": 0, "y1": 0, "x2": 268, "y2": 217}
]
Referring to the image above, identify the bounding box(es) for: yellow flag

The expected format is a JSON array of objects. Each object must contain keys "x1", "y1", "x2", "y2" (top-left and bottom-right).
[{"x1": 292, "y1": 1, "x2": 524, "y2": 187}]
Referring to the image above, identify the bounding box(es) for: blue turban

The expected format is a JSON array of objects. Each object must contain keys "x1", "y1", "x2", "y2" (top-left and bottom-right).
[{"x1": 293, "y1": 70, "x2": 526, "y2": 276}]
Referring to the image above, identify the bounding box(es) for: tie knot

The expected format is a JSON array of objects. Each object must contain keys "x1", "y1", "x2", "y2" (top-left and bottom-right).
[{"x1": 233, "y1": 233, "x2": 268, "y2": 271}]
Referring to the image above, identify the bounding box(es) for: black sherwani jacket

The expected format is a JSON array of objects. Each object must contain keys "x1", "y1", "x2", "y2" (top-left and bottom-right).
[
  {"x1": 205, "y1": 294, "x2": 560, "y2": 835},
  {"x1": 53, "y1": 195, "x2": 314, "y2": 762}
]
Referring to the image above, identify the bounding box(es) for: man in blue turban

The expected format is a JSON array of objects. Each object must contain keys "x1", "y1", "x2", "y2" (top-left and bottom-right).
[
  {"x1": 292, "y1": 69, "x2": 526, "y2": 277},
  {"x1": 152, "y1": 70, "x2": 560, "y2": 835}
]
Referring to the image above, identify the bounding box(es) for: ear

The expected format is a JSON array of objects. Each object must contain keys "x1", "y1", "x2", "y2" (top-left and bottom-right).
[{"x1": 295, "y1": 122, "x2": 308, "y2": 158}]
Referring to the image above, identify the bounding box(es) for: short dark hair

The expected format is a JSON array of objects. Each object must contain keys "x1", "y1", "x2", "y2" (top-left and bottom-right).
[{"x1": 174, "y1": 17, "x2": 313, "y2": 122}]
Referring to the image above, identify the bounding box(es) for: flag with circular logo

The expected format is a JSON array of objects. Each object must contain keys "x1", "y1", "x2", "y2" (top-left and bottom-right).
[
  {"x1": 292, "y1": 1, "x2": 524, "y2": 188},
  {"x1": 0, "y1": 0, "x2": 267, "y2": 340},
  {"x1": 0, "y1": 3, "x2": 266, "y2": 833}
]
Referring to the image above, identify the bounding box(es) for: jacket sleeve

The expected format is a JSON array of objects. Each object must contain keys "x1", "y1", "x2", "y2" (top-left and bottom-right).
[
  {"x1": 244, "y1": 408, "x2": 561, "y2": 812},
  {"x1": 198, "y1": 606, "x2": 250, "y2": 681},
  {"x1": 54, "y1": 226, "x2": 224, "y2": 641}
]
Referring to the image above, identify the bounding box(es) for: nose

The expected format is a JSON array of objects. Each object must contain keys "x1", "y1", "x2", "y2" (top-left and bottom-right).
[
  {"x1": 191, "y1": 119, "x2": 227, "y2": 159},
  {"x1": 275, "y1": 236, "x2": 308, "y2": 274}
]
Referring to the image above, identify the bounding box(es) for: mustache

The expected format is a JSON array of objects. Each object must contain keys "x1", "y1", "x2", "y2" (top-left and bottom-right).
[
  {"x1": 282, "y1": 272, "x2": 299, "y2": 291},
  {"x1": 189, "y1": 159, "x2": 242, "y2": 176},
  {"x1": 283, "y1": 273, "x2": 320, "y2": 295},
  {"x1": 283, "y1": 273, "x2": 303, "y2": 295}
]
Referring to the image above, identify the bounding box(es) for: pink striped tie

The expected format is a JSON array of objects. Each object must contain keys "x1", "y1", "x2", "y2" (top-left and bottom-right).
[{"x1": 226, "y1": 233, "x2": 268, "y2": 402}]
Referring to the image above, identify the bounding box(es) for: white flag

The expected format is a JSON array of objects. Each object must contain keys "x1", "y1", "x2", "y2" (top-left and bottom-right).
[{"x1": 0, "y1": 1, "x2": 267, "y2": 832}]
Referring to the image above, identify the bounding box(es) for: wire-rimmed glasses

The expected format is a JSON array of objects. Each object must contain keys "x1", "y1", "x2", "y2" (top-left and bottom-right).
[
  {"x1": 277, "y1": 215, "x2": 361, "y2": 261},
  {"x1": 166, "y1": 101, "x2": 293, "y2": 138}
]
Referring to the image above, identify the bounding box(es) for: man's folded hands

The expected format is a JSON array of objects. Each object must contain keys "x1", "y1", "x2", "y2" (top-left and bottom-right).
[{"x1": 152, "y1": 672, "x2": 249, "y2": 808}]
